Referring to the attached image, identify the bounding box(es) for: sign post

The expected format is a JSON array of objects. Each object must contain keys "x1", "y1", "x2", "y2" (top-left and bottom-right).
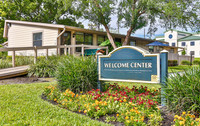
[
  {"x1": 97, "y1": 52, "x2": 103, "y2": 90},
  {"x1": 160, "y1": 50, "x2": 168, "y2": 106}
]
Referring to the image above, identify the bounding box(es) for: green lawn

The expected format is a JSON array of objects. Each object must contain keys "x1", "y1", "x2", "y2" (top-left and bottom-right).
[
  {"x1": 168, "y1": 65, "x2": 199, "y2": 73},
  {"x1": 0, "y1": 82, "x2": 111, "y2": 126}
]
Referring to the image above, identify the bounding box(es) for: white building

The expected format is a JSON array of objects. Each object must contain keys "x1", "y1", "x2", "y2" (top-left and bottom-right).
[{"x1": 156, "y1": 30, "x2": 200, "y2": 58}]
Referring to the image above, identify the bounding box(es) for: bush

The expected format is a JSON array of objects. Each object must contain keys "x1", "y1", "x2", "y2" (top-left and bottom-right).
[
  {"x1": 193, "y1": 60, "x2": 200, "y2": 65},
  {"x1": 168, "y1": 60, "x2": 178, "y2": 66},
  {"x1": 28, "y1": 55, "x2": 60, "y2": 77},
  {"x1": 6, "y1": 56, "x2": 34, "y2": 66},
  {"x1": 56, "y1": 56, "x2": 98, "y2": 93},
  {"x1": 164, "y1": 66, "x2": 200, "y2": 114},
  {"x1": 181, "y1": 60, "x2": 190, "y2": 65},
  {"x1": 0, "y1": 59, "x2": 12, "y2": 69}
]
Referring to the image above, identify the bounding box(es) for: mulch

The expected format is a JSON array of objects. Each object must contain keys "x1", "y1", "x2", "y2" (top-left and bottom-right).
[{"x1": 0, "y1": 75, "x2": 49, "y2": 85}]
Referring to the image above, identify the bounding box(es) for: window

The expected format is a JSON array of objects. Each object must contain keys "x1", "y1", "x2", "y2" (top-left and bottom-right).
[
  {"x1": 97, "y1": 35, "x2": 108, "y2": 45},
  {"x1": 33, "y1": 32, "x2": 42, "y2": 46},
  {"x1": 115, "y1": 38, "x2": 121, "y2": 43},
  {"x1": 172, "y1": 43, "x2": 175, "y2": 47},
  {"x1": 76, "y1": 32, "x2": 93, "y2": 52},
  {"x1": 169, "y1": 49, "x2": 174, "y2": 53},
  {"x1": 190, "y1": 41, "x2": 195, "y2": 46},
  {"x1": 190, "y1": 51, "x2": 195, "y2": 55},
  {"x1": 130, "y1": 41, "x2": 136, "y2": 46},
  {"x1": 169, "y1": 34, "x2": 173, "y2": 39},
  {"x1": 76, "y1": 32, "x2": 93, "y2": 45},
  {"x1": 181, "y1": 42, "x2": 185, "y2": 46}
]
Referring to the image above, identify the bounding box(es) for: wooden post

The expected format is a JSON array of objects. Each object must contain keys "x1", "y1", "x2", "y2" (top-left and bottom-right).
[
  {"x1": 81, "y1": 44, "x2": 84, "y2": 57},
  {"x1": 34, "y1": 46, "x2": 37, "y2": 64},
  {"x1": 64, "y1": 44, "x2": 67, "y2": 55},
  {"x1": 56, "y1": 47, "x2": 58, "y2": 56},
  {"x1": 68, "y1": 47, "x2": 71, "y2": 55},
  {"x1": 46, "y1": 48, "x2": 48, "y2": 59},
  {"x1": 12, "y1": 51, "x2": 15, "y2": 67}
]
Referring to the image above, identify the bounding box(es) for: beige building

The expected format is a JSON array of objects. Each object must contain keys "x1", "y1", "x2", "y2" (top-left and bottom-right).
[{"x1": 3, "y1": 20, "x2": 174, "y2": 56}]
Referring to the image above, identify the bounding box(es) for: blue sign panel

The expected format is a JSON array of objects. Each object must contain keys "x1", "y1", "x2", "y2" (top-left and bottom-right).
[{"x1": 98, "y1": 46, "x2": 160, "y2": 83}]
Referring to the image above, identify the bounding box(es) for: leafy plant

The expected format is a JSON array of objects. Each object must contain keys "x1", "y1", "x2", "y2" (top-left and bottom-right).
[
  {"x1": 28, "y1": 55, "x2": 60, "y2": 77},
  {"x1": 164, "y1": 66, "x2": 200, "y2": 114},
  {"x1": 100, "y1": 40, "x2": 122, "y2": 52},
  {"x1": 193, "y1": 60, "x2": 200, "y2": 65},
  {"x1": 181, "y1": 60, "x2": 190, "y2": 65},
  {"x1": 56, "y1": 56, "x2": 98, "y2": 93},
  {"x1": 168, "y1": 60, "x2": 178, "y2": 66},
  {"x1": 0, "y1": 59, "x2": 12, "y2": 69}
]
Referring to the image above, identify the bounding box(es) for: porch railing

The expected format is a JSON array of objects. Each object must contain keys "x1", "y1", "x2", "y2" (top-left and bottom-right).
[{"x1": 0, "y1": 44, "x2": 108, "y2": 67}]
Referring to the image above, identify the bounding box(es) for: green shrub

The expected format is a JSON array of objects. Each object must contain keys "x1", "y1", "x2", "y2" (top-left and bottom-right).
[
  {"x1": 56, "y1": 56, "x2": 98, "y2": 93},
  {"x1": 6, "y1": 56, "x2": 34, "y2": 66},
  {"x1": 0, "y1": 59, "x2": 12, "y2": 69},
  {"x1": 193, "y1": 60, "x2": 200, "y2": 65},
  {"x1": 28, "y1": 55, "x2": 60, "y2": 77},
  {"x1": 181, "y1": 60, "x2": 190, "y2": 65},
  {"x1": 164, "y1": 66, "x2": 200, "y2": 114},
  {"x1": 168, "y1": 60, "x2": 178, "y2": 66}
]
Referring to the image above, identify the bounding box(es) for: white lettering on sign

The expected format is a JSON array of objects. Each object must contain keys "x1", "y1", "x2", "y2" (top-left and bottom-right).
[{"x1": 104, "y1": 62, "x2": 152, "y2": 69}]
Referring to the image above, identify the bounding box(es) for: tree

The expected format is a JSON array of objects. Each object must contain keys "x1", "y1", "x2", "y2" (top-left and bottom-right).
[
  {"x1": 77, "y1": 0, "x2": 200, "y2": 49},
  {"x1": 77, "y1": 0, "x2": 118, "y2": 49},
  {"x1": 0, "y1": 0, "x2": 83, "y2": 43}
]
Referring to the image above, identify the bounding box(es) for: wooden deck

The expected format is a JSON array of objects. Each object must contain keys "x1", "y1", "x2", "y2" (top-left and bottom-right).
[{"x1": 0, "y1": 66, "x2": 29, "y2": 80}]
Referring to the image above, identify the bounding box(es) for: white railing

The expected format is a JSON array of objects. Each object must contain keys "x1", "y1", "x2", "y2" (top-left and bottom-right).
[{"x1": 0, "y1": 44, "x2": 108, "y2": 67}]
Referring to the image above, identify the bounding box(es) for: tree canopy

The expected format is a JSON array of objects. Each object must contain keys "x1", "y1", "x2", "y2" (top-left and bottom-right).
[
  {"x1": 0, "y1": 0, "x2": 83, "y2": 43},
  {"x1": 77, "y1": 0, "x2": 200, "y2": 48}
]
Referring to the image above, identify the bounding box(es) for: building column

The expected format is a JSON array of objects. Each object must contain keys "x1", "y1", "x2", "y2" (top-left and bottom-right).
[
  {"x1": 71, "y1": 31, "x2": 76, "y2": 54},
  {"x1": 93, "y1": 34, "x2": 97, "y2": 46}
]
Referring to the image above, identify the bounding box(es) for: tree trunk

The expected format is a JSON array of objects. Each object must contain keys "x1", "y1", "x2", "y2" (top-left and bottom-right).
[
  {"x1": 123, "y1": 27, "x2": 133, "y2": 46},
  {"x1": 104, "y1": 25, "x2": 117, "y2": 49}
]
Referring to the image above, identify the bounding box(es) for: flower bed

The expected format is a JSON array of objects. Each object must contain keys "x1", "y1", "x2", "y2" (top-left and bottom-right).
[{"x1": 43, "y1": 84, "x2": 200, "y2": 126}]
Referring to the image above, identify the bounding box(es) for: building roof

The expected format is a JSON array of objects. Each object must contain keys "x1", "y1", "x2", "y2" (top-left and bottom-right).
[
  {"x1": 164, "y1": 29, "x2": 191, "y2": 35},
  {"x1": 178, "y1": 35, "x2": 200, "y2": 41}
]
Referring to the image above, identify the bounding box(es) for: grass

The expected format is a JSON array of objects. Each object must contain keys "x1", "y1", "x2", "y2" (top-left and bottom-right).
[
  {"x1": 0, "y1": 82, "x2": 111, "y2": 126},
  {"x1": 168, "y1": 65, "x2": 199, "y2": 73}
]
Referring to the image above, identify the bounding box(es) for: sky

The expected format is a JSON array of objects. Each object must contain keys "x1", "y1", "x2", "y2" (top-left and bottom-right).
[{"x1": 79, "y1": 15, "x2": 194, "y2": 39}]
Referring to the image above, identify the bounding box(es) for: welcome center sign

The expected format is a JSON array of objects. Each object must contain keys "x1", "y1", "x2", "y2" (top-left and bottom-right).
[{"x1": 98, "y1": 46, "x2": 165, "y2": 83}]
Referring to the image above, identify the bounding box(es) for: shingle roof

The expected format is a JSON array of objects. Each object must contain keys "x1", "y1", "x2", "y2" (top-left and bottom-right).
[{"x1": 178, "y1": 35, "x2": 200, "y2": 41}]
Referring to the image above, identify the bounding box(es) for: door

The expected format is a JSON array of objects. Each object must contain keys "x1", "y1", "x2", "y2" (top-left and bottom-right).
[{"x1": 60, "y1": 31, "x2": 71, "y2": 54}]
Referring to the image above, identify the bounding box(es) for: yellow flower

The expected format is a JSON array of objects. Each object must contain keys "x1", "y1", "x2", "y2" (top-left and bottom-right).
[
  {"x1": 150, "y1": 114, "x2": 154, "y2": 117},
  {"x1": 116, "y1": 114, "x2": 119, "y2": 117},
  {"x1": 76, "y1": 94, "x2": 79, "y2": 97},
  {"x1": 126, "y1": 120, "x2": 130, "y2": 123},
  {"x1": 95, "y1": 100, "x2": 99, "y2": 105},
  {"x1": 125, "y1": 116, "x2": 129, "y2": 120},
  {"x1": 84, "y1": 110, "x2": 87, "y2": 113},
  {"x1": 179, "y1": 121, "x2": 185, "y2": 125},
  {"x1": 78, "y1": 110, "x2": 81, "y2": 112},
  {"x1": 174, "y1": 115, "x2": 179, "y2": 118},
  {"x1": 80, "y1": 91, "x2": 83, "y2": 93},
  {"x1": 62, "y1": 103, "x2": 65, "y2": 106},
  {"x1": 54, "y1": 98, "x2": 57, "y2": 101},
  {"x1": 130, "y1": 116, "x2": 134, "y2": 121},
  {"x1": 140, "y1": 116, "x2": 144, "y2": 121},
  {"x1": 191, "y1": 115, "x2": 195, "y2": 118},
  {"x1": 182, "y1": 111, "x2": 186, "y2": 115},
  {"x1": 123, "y1": 99, "x2": 127, "y2": 102},
  {"x1": 191, "y1": 122, "x2": 194, "y2": 125}
]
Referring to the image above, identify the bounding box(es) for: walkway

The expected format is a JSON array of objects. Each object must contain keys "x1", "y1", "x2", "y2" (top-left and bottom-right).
[{"x1": 0, "y1": 66, "x2": 29, "y2": 80}]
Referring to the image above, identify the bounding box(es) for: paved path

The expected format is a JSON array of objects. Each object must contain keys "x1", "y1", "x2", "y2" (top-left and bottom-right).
[{"x1": 0, "y1": 66, "x2": 29, "y2": 80}]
